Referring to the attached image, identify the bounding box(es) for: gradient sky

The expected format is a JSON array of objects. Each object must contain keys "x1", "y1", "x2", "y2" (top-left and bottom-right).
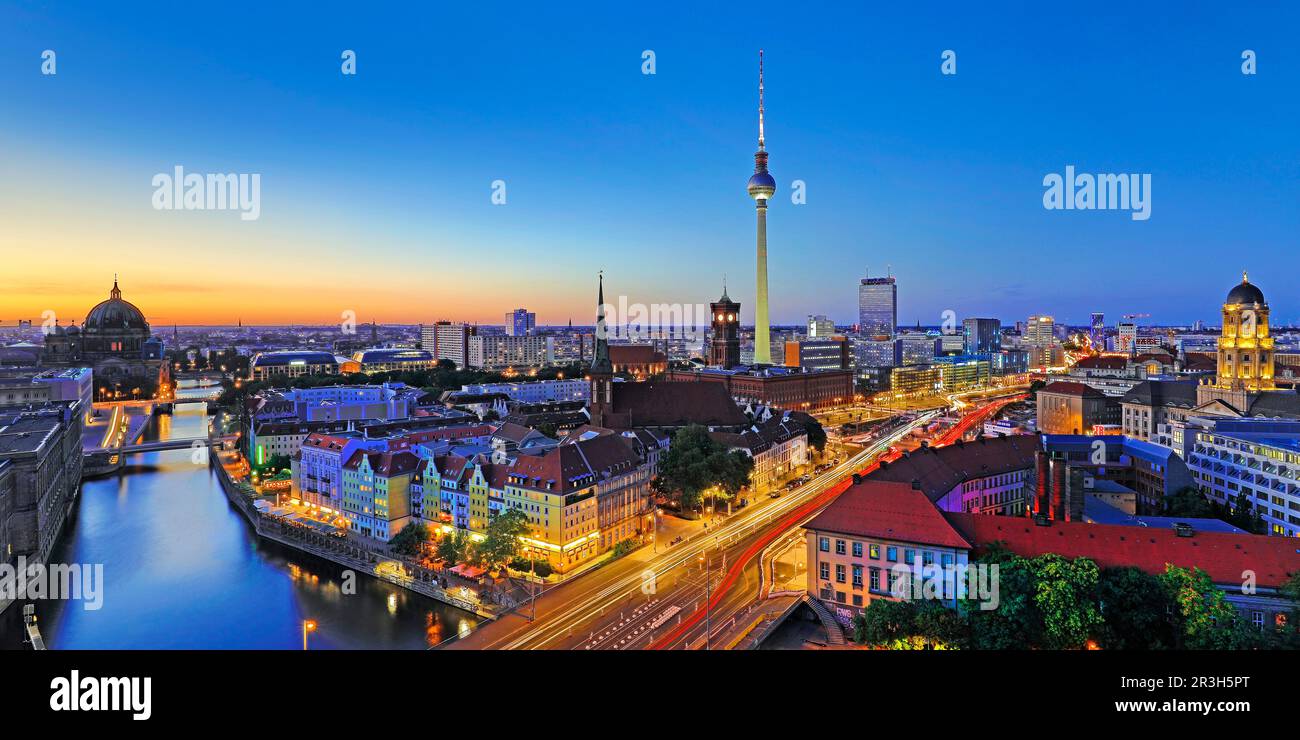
[{"x1": 1, "y1": 2, "x2": 1297, "y2": 328}]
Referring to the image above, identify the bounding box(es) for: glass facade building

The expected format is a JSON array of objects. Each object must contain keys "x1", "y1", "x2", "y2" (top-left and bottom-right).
[{"x1": 858, "y1": 277, "x2": 897, "y2": 339}]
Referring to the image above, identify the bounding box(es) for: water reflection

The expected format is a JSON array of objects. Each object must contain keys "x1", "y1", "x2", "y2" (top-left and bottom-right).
[{"x1": 1, "y1": 379, "x2": 476, "y2": 650}]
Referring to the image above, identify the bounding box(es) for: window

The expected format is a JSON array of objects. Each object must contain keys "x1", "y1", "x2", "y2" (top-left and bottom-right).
[
  {"x1": 904, "y1": 548, "x2": 916, "y2": 565},
  {"x1": 835, "y1": 564, "x2": 846, "y2": 583},
  {"x1": 818, "y1": 537, "x2": 829, "y2": 552},
  {"x1": 922, "y1": 551, "x2": 935, "y2": 567},
  {"x1": 819, "y1": 562, "x2": 829, "y2": 581},
  {"x1": 886, "y1": 546, "x2": 897, "y2": 562},
  {"x1": 869, "y1": 567, "x2": 880, "y2": 593},
  {"x1": 851, "y1": 541, "x2": 863, "y2": 558},
  {"x1": 835, "y1": 539, "x2": 846, "y2": 555},
  {"x1": 852, "y1": 564, "x2": 863, "y2": 588},
  {"x1": 869, "y1": 544, "x2": 880, "y2": 560}
]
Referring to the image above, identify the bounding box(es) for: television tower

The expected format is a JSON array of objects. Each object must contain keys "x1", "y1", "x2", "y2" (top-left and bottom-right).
[{"x1": 746, "y1": 50, "x2": 776, "y2": 365}]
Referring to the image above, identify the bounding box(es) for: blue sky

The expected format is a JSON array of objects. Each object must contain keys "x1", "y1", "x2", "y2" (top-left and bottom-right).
[{"x1": 1, "y1": 1, "x2": 1297, "y2": 326}]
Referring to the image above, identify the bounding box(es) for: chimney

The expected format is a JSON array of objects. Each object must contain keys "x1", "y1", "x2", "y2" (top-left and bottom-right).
[
  {"x1": 1173, "y1": 522, "x2": 1194, "y2": 538},
  {"x1": 851, "y1": 473, "x2": 862, "y2": 485}
]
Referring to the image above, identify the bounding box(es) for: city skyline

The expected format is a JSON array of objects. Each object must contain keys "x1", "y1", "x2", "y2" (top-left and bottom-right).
[{"x1": 2, "y1": 4, "x2": 1297, "y2": 326}]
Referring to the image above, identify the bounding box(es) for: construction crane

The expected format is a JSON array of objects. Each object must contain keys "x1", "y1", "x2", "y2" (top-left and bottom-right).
[{"x1": 1122, "y1": 313, "x2": 1150, "y2": 320}]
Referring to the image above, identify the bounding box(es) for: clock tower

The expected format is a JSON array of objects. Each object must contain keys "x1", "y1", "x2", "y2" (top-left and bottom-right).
[{"x1": 708, "y1": 283, "x2": 741, "y2": 369}]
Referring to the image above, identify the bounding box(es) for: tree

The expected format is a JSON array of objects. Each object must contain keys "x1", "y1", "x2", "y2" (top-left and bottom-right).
[
  {"x1": 1162, "y1": 485, "x2": 1213, "y2": 518},
  {"x1": 801, "y1": 416, "x2": 827, "y2": 454},
  {"x1": 437, "y1": 529, "x2": 469, "y2": 566},
  {"x1": 477, "y1": 509, "x2": 530, "y2": 569},
  {"x1": 1097, "y1": 566, "x2": 1174, "y2": 650},
  {"x1": 389, "y1": 522, "x2": 430, "y2": 558},
  {"x1": 965, "y1": 552, "x2": 1043, "y2": 650},
  {"x1": 652, "y1": 425, "x2": 753, "y2": 510},
  {"x1": 1159, "y1": 564, "x2": 1242, "y2": 649},
  {"x1": 1028, "y1": 554, "x2": 1103, "y2": 649},
  {"x1": 852, "y1": 598, "x2": 916, "y2": 647}
]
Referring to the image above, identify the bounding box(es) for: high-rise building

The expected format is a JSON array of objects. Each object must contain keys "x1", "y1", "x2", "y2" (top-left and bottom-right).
[
  {"x1": 433, "y1": 321, "x2": 476, "y2": 369},
  {"x1": 1090, "y1": 312, "x2": 1105, "y2": 351},
  {"x1": 709, "y1": 286, "x2": 741, "y2": 369},
  {"x1": 1025, "y1": 315, "x2": 1055, "y2": 345},
  {"x1": 858, "y1": 274, "x2": 897, "y2": 339},
  {"x1": 505, "y1": 308, "x2": 536, "y2": 336},
  {"x1": 807, "y1": 315, "x2": 835, "y2": 338},
  {"x1": 962, "y1": 318, "x2": 1001, "y2": 355},
  {"x1": 895, "y1": 334, "x2": 938, "y2": 366},
  {"x1": 746, "y1": 50, "x2": 776, "y2": 366},
  {"x1": 1117, "y1": 321, "x2": 1137, "y2": 355}
]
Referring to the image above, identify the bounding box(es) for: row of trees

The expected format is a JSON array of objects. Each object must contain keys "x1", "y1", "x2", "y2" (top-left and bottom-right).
[
  {"x1": 852, "y1": 546, "x2": 1300, "y2": 650},
  {"x1": 388, "y1": 509, "x2": 534, "y2": 573}
]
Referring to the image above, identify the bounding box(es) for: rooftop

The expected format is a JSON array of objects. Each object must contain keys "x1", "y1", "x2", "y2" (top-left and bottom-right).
[{"x1": 804, "y1": 480, "x2": 971, "y2": 550}]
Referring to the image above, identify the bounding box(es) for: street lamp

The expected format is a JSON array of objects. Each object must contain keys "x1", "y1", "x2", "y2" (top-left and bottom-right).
[{"x1": 302, "y1": 619, "x2": 317, "y2": 650}]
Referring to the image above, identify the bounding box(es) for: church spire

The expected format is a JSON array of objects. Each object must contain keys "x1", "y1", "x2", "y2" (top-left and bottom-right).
[
  {"x1": 590, "y1": 272, "x2": 612, "y2": 374},
  {"x1": 110, "y1": 274, "x2": 121, "y2": 300}
]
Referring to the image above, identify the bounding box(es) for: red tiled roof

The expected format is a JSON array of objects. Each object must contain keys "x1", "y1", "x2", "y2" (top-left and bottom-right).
[
  {"x1": 804, "y1": 481, "x2": 972, "y2": 550},
  {"x1": 944, "y1": 513, "x2": 1300, "y2": 589}
]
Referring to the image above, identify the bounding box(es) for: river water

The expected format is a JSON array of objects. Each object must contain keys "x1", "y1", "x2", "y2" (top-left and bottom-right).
[{"x1": 1, "y1": 379, "x2": 477, "y2": 649}]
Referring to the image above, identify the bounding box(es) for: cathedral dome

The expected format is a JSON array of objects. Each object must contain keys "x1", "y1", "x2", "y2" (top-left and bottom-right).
[
  {"x1": 83, "y1": 279, "x2": 149, "y2": 333},
  {"x1": 1226, "y1": 273, "x2": 1265, "y2": 306}
]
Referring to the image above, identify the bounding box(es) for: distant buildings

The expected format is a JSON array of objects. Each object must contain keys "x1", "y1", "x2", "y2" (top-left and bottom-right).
[
  {"x1": 431, "y1": 321, "x2": 476, "y2": 369},
  {"x1": 858, "y1": 274, "x2": 897, "y2": 339},
  {"x1": 467, "y1": 334, "x2": 553, "y2": 370},
  {"x1": 667, "y1": 366, "x2": 854, "y2": 412},
  {"x1": 40, "y1": 278, "x2": 166, "y2": 393},
  {"x1": 962, "y1": 318, "x2": 1001, "y2": 355},
  {"x1": 505, "y1": 308, "x2": 537, "y2": 337},
  {"x1": 1024, "y1": 314, "x2": 1060, "y2": 368},
  {"x1": 783, "y1": 337, "x2": 851, "y2": 373},
  {"x1": 248, "y1": 350, "x2": 343, "y2": 381},
  {"x1": 807, "y1": 315, "x2": 836, "y2": 338},
  {"x1": 448, "y1": 379, "x2": 590, "y2": 405},
  {"x1": 351, "y1": 348, "x2": 436, "y2": 374},
  {"x1": 1036, "y1": 381, "x2": 1120, "y2": 434}
]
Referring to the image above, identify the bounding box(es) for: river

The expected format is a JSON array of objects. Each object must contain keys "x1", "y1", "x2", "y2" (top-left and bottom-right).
[{"x1": 2, "y1": 379, "x2": 477, "y2": 649}]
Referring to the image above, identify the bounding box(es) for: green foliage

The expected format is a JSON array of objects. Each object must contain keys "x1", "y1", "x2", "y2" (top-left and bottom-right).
[
  {"x1": 1028, "y1": 554, "x2": 1103, "y2": 649},
  {"x1": 389, "y1": 522, "x2": 430, "y2": 557},
  {"x1": 1159, "y1": 564, "x2": 1245, "y2": 649},
  {"x1": 477, "y1": 509, "x2": 531, "y2": 568},
  {"x1": 1097, "y1": 566, "x2": 1175, "y2": 650},
  {"x1": 509, "y1": 557, "x2": 554, "y2": 578},
  {"x1": 436, "y1": 529, "x2": 470, "y2": 566},
  {"x1": 651, "y1": 425, "x2": 754, "y2": 509},
  {"x1": 611, "y1": 539, "x2": 639, "y2": 559},
  {"x1": 851, "y1": 599, "x2": 968, "y2": 649}
]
